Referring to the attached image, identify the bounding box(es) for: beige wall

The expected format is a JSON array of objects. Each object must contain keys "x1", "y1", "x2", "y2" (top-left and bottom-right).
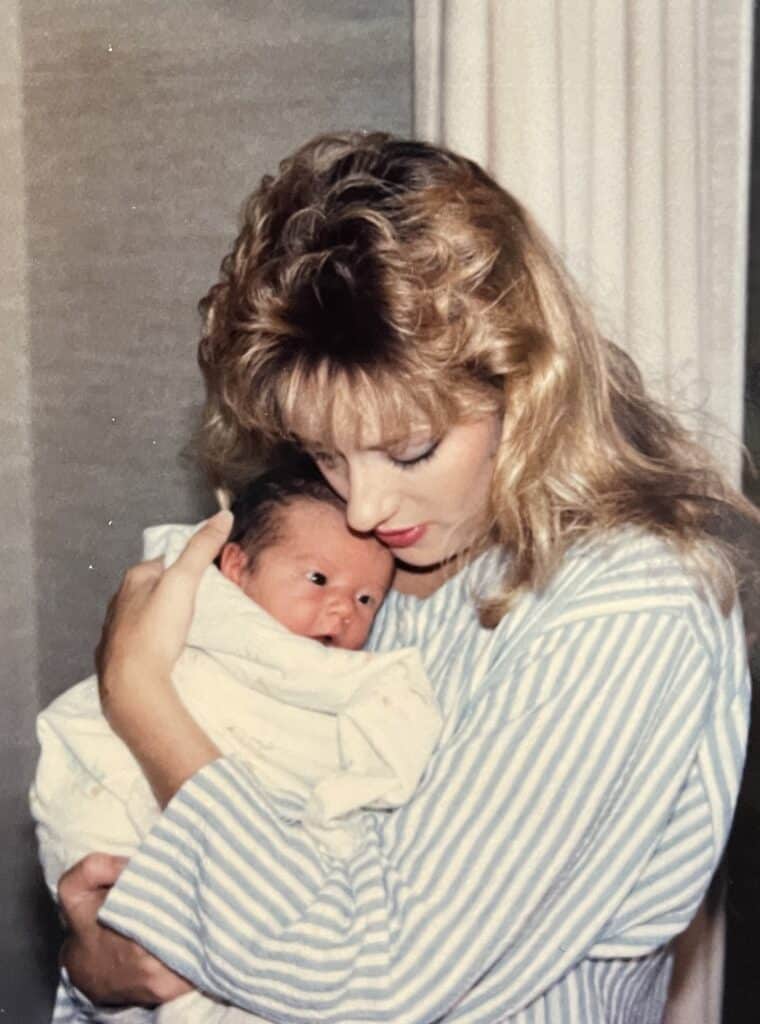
[{"x1": 0, "y1": 1, "x2": 411, "y2": 1015}]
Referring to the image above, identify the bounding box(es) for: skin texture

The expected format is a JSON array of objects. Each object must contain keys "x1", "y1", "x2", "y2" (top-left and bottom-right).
[
  {"x1": 60, "y1": 416, "x2": 500, "y2": 1003},
  {"x1": 219, "y1": 498, "x2": 394, "y2": 650}
]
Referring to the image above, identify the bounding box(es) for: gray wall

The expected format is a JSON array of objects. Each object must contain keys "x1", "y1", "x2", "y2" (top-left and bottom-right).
[{"x1": 1, "y1": 2, "x2": 411, "y2": 1016}]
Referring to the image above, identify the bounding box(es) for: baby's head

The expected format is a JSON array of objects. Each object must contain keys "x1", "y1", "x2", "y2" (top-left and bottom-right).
[{"x1": 218, "y1": 462, "x2": 395, "y2": 650}]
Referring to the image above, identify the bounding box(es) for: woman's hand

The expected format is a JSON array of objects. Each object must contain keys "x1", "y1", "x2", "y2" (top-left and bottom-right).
[
  {"x1": 96, "y1": 510, "x2": 232, "y2": 806},
  {"x1": 96, "y1": 510, "x2": 234, "y2": 713},
  {"x1": 59, "y1": 854, "x2": 193, "y2": 1005}
]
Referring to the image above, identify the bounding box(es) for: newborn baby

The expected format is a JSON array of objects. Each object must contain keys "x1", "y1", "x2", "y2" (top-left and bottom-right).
[
  {"x1": 217, "y1": 459, "x2": 393, "y2": 651},
  {"x1": 32, "y1": 463, "x2": 442, "y2": 1024}
]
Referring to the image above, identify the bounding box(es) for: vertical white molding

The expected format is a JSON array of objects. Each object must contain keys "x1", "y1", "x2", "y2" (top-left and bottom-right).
[
  {"x1": 413, "y1": 0, "x2": 443, "y2": 142},
  {"x1": 491, "y1": 2, "x2": 564, "y2": 241},
  {"x1": 698, "y1": 0, "x2": 754, "y2": 482},
  {"x1": 441, "y1": 0, "x2": 491, "y2": 166},
  {"x1": 556, "y1": 0, "x2": 592, "y2": 273},
  {"x1": 624, "y1": 0, "x2": 667, "y2": 374},
  {"x1": 662, "y1": 1, "x2": 700, "y2": 403},
  {"x1": 587, "y1": 0, "x2": 629, "y2": 339}
]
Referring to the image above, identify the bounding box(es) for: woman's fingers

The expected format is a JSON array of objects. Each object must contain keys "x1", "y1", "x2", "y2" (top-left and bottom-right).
[
  {"x1": 148, "y1": 510, "x2": 234, "y2": 645},
  {"x1": 58, "y1": 854, "x2": 193, "y2": 1004},
  {"x1": 58, "y1": 853, "x2": 128, "y2": 928},
  {"x1": 169, "y1": 510, "x2": 234, "y2": 580},
  {"x1": 122, "y1": 558, "x2": 164, "y2": 588},
  {"x1": 59, "y1": 853, "x2": 128, "y2": 902},
  {"x1": 154, "y1": 512, "x2": 234, "y2": 636},
  {"x1": 96, "y1": 512, "x2": 234, "y2": 725}
]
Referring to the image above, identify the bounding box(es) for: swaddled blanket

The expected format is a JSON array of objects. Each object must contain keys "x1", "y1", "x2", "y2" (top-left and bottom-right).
[{"x1": 32, "y1": 522, "x2": 442, "y2": 1024}]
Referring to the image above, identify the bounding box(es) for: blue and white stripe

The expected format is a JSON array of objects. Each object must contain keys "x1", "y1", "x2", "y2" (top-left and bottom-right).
[{"x1": 91, "y1": 529, "x2": 748, "y2": 1023}]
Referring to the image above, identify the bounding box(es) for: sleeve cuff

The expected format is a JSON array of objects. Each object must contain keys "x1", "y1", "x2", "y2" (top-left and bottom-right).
[{"x1": 53, "y1": 969, "x2": 154, "y2": 1022}]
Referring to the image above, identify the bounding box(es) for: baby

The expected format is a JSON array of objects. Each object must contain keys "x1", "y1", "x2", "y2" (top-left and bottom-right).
[
  {"x1": 216, "y1": 458, "x2": 392, "y2": 651},
  {"x1": 32, "y1": 462, "x2": 442, "y2": 1024}
]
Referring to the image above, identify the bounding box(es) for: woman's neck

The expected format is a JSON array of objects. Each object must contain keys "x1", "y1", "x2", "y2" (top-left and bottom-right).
[
  {"x1": 393, "y1": 561, "x2": 454, "y2": 598},
  {"x1": 393, "y1": 547, "x2": 483, "y2": 597},
  {"x1": 392, "y1": 530, "x2": 499, "y2": 598}
]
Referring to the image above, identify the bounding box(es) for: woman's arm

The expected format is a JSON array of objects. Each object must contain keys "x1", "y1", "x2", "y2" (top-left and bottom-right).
[
  {"x1": 96, "y1": 511, "x2": 232, "y2": 806},
  {"x1": 58, "y1": 854, "x2": 193, "y2": 1005},
  {"x1": 58, "y1": 512, "x2": 232, "y2": 1004},
  {"x1": 93, "y1": 541, "x2": 750, "y2": 1023}
]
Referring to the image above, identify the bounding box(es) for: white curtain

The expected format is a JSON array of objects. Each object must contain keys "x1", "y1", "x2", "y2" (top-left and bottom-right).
[
  {"x1": 414, "y1": 2, "x2": 754, "y2": 1021},
  {"x1": 414, "y1": 0, "x2": 753, "y2": 485}
]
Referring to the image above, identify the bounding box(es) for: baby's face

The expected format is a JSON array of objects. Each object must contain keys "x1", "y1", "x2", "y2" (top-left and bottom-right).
[{"x1": 234, "y1": 498, "x2": 394, "y2": 650}]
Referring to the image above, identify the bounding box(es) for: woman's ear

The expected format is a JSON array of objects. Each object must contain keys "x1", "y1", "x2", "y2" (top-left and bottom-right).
[{"x1": 218, "y1": 542, "x2": 249, "y2": 586}]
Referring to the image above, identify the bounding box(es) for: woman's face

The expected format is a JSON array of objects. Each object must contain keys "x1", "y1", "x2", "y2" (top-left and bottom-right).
[{"x1": 307, "y1": 415, "x2": 500, "y2": 569}]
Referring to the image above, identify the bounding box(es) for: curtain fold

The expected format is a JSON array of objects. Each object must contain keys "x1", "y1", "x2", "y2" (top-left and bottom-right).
[
  {"x1": 413, "y1": 3, "x2": 754, "y2": 1021},
  {"x1": 414, "y1": 0, "x2": 753, "y2": 484}
]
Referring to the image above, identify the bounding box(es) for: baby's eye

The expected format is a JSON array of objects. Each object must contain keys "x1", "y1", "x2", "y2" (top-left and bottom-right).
[
  {"x1": 357, "y1": 593, "x2": 376, "y2": 607},
  {"x1": 308, "y1": 571, "x2": 327, "y2": 586}
]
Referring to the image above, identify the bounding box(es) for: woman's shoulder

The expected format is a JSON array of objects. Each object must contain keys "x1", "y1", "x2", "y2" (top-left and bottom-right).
[
  {"x1": 502, "y1": 526, "x2": 745, "y2": 673},
  {"x1": 556, "y1": 526, "x2": 706, "y2": 610}
]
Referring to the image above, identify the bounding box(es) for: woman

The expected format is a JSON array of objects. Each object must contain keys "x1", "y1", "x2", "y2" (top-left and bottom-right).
[{"x1": 58, "y1": 132, "x2": 754, "y2": 1022}]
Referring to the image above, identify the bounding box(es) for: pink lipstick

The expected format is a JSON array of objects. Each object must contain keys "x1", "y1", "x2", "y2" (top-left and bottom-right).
[{"x1": 376, "y1": 524, "x2": 427, "y2": 549}]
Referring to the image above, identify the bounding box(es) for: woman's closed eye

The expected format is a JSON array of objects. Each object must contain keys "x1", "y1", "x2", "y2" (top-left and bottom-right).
[
  {"x1": 309, "y1": 439, "x2": 440, "y2": 471},
  {"x1": 388, "y1": 440, "x2": 440, "y2": 469}
]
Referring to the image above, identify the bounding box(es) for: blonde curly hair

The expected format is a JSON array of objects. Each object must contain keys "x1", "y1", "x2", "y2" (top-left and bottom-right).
[{"x1": 198, "y1": 131, "x2": 757, "y2": 624}]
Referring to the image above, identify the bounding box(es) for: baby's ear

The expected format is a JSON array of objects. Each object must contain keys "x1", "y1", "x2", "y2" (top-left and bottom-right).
[{"x1": 218, "y1": 542, "x2": 249, "y2": 586}]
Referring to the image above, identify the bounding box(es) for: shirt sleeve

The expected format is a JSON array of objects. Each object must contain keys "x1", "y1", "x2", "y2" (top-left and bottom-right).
[{"x1": 99, "y1": 599, "x2": 747, "y2": 1024}]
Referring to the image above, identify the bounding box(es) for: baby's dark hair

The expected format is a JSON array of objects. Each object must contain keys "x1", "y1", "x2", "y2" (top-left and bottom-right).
[{"x1": 221, "y1": 455, "x2": 346, "y2": 572}]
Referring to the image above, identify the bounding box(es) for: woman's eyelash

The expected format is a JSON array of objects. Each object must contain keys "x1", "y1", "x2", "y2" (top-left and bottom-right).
[
  {"x1": 311, "y1": 442, "x2": 440, "y2": 470},
  {"x1": 391, "y1": 442, "x2": 440, "y2": 469}
]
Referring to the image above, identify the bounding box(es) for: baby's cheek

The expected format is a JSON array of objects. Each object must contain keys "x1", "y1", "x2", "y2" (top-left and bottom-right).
[{"x1": 346, "y1": 623, "x2": 371, "y2": 650}]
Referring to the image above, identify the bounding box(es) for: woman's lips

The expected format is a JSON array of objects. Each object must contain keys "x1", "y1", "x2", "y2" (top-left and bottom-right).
[{"x1": 375, "y1": 524, "x2": 427, "y2": 549}]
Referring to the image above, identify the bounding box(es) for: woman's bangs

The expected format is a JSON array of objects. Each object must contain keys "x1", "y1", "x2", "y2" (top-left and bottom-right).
[{"x1": 274, "y1": 362, "x2": 456, "y2": 451}]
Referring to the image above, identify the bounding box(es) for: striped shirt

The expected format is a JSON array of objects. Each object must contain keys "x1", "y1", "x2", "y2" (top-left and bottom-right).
[{"x1": 89, "y1": 529, "x2": 748, "y2": 1022}]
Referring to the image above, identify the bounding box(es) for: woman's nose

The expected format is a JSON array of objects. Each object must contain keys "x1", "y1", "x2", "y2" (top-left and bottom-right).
[{"x1": 344, "y1": 465, "x2": 396, "y2": 533}]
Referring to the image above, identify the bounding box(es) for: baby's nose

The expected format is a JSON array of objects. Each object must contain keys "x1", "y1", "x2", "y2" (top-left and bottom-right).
[
  {"x1": 320, "y1": 592, "x2": 355, "y2": 641},
  {"x1": 328, "y1": 591, "x2": 354, "y2": 622}
]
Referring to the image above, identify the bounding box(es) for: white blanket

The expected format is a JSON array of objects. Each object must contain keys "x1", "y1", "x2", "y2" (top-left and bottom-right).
[{"x1": 32, "y1": 523, "x2": 442, "y2": 1024}]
